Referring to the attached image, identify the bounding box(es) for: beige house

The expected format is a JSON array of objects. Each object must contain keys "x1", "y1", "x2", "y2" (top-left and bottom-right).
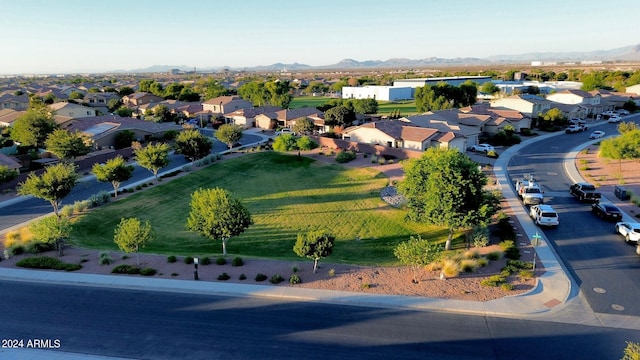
[
  {"x1": 49, "y1": 102, "x2": 96, "y2": 119},
  {"x1": 0, "y1": 109, "x2": 25, "y2": 127},
  {"x1": 342, "y1": 120, "x2": 466, "y2": 152},
  {"x1": 405, "y1": 113, "x2": 481, "y2": 148},
  {"x1": 224, "y1": 106, "x2": 281, "y2": 128},
  {"x1": 0, "y1": 153, "x2": 21, "y2": 173},
  {"x1": 0, "y1": 93, "x2": 29, "y2": 111},
  {"x1": 592, "y1": 89, "x2": 637, "y2": 110},
  {"x1": 460, "y1": 104, "x2": 532, "y2": 133},
  {"x1": 491, "y1": 94, "x2": 551, "y2": 118},
  {"x1": 274, "y1": 107, "x2": 324, "y2": 129},
  {"x1": 202, "y1": 96, "x2": 253, "y2": 115},
  {"x1": 546, "y1": 89, "x2": 603, "y2": 117},
  {"x1": 122, "y1": 92, "x2": 164, "y2": 107}
]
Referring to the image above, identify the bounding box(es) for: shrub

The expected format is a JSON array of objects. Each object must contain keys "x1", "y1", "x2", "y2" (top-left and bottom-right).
[
  {"x1": 167, "y1": 255, "x2": 177, "y2": 263},
  {"x1": 73, "y1": 200, "x2": 91, "y2": 214},
  {"x1": 486, "y1": 251, "x2": 502, "y2": 261},
  {"x1": 499, "y1": 240, "x2": 515, "y2": 251},
  {"x1": 25, "y1": 241, "x2": 54, "y2": 254},
  {"x1": 361, "y1": 283, "x2": 371, "y2": 289},
  {"x1": 16, "y1": 256, "x2": 82, "y2": 271},
  {"x1": 471, "y1": 225, "x2": 490, "y2": 248},
  {"x1": 215, "y1": 257, "x2": 227, "y2": 265},
  {"x1": 494, "y1": 213, "x2": 516, "y2": 241},
  {"x1": 8, "y1": 245, "x2": 25, "y2": 256},
  {"x1": 463, "y1": 249, "x2": 480, "y2": 259},
  {"x1": 335, "y1": 150, "x2": 357, "y2": 163},
  {"x1": 184, "y1": 256, "x2": 194, "y2": 264},
  {"x1": 136, "y1": 185, "x2": 142, "y2": 190},
  {"x1": 59, "y1": 205, "x2": 74, "y2": 218},
  {"x1": 477, "y1": 258, "x2": 489, "y2": 267},
  {"x1": 270, "y1": 274, "x2": 284, "y2": 284},
  {"x1": 111, "y1": 264, "x2": 140, "y2": 274},
  {"x1": 328, "y1": 268, "x2": 336, "y2": 277},
  {"x1": 519, "y1": 269, "x2": 534, "y2": 279},
  {"x1": 291, "y1": 266, "x2": 299, "y2": 273},
  {"x1": 140, "y1": 267, "x2": 157, "y2": 276},
  {"x1": 289, "y1": 274, "x2": 302, "y2": 284},
  {"x1": 88, "y1": 191, "x2": 111, "y2": 207},
  {"x1": 480, "y1": 275, "x2": 506, "y2": 287},
  {"x1": 232, "y1": 257, "x2": 244, "y2": 267},
  {"x1": 255, "y1": 273, "x2": 267, "y2": 282},
  {"x1": 500, "y1": 283, "x2": 514, "y2": 291},
  {"x1": 441, "y1": 259, "x2": 460, "y2": 278},
  {"x1": 99, "y1": 252, "x2": 113, "y2": 265},
  {"x1": 171, "y1": 273, "x2": 178, "y2": 277},
  {"x1": 460, "y1": 259, "x2": 478, "y2": 273},
  {"x1": 200, "y1": 256, "x2": 211, "y2": 265},
  {"x1": 239, "y1": 273, "x2": 247, "y2": 280},
  {"x1": 217, "y1": 272, "x2": 231, "y2": 280},
  {"x1": 504, "y1": 247, "x2": 521, "y2": 260}
]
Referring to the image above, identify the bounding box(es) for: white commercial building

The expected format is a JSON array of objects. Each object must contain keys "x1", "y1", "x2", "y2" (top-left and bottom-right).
[{"x1": 342, "y1": 86, "x2": 412, "y2": 101}]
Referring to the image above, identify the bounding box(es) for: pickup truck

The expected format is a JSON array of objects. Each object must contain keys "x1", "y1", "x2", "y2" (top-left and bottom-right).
[
  {"x1": 515, "y1": 178, "x2": 544, "y2": 205},
  {"x1": 565, "y1": 123, "x2": 587, "y2": 133},
  {"x1": 570, "y1": 182, "x2": 602, "y2": 202}
]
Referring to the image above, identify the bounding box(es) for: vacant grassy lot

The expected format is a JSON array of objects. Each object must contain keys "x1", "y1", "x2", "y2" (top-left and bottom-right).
[{"x1": 70, "y1": 152, "x2": 446, "y2": 265}]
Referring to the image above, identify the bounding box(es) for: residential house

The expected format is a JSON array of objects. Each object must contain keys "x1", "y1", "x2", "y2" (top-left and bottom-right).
[
  {"x1": 83, "y1": 92, "x2": 121, "y2": 114},
  {"x1": 546, "y1": 89, "x2": 602, "y2": 118},
  {"x1": 122, "y1": 92, "x2": 164, "y2": 107},
  {"x1": 406, "y1": 111, "x2": 482, "y2": 148},
  {"x1": 202, "y1": 95, "x2": 253, "y2": 115},
  {"x1": 49, "y1": 102, "x2": 96, "y2": 119},
  {"x1": 459, "y1": 104, "x2": 531, "y2": 133},
  {"x1": 591, "y1": 89, "x2": 637, "y2": 110},
  {"x1": 274, "y1": 107, "x2": 325, "y2": 131},
  {"x1": 0, "y1": 109, "x2": 25, "y2": 127},
  {"x1": 490, "y1": 94, "x2": 551, "y2": 119},
  {"x1": 626, "y1": 84, "x2": 640, "y2": 96},
  {"x1": 0, "y1": 93, "x2": 29, "y2": 111},
  {"x1": 224, "y1": 106, "x2": 282, "y2": 128},
  {"x1": 0, "y1": 153, "x2": 21, "y2": 173},
  {"x1": 342, "y1": 119, "x2": 466, "y2": 152}
]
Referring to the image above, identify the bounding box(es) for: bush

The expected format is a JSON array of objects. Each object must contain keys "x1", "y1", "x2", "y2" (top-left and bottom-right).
[
  {"x1": 8, "y1": 245, "x2": 25, "y2": 256},
  {"x1": 270, "y1": 274, "x2": 284, "y2": 284},
  {"x1": 140, "y1": 267, "x2": 157, "y2": 276},
  {"x1": 239, "y1": 273, "x2": 246, "y2": 280},
  {"x1": 99, "y1": 252, "x2": 113, "y2": 265},
  {"x1": 480, "y1": 275, "x2": 506, "y2": 287},
  {"x1": 361, "y1": 283, "x2": 371, "y2": 289},
  {"x1": 494, "y1": 213, "x2": 516, "y2": 241},
  {"x1": 232, "y1": 257, "x2": 244, "y2": 267},
  {"x1": 519, "y1": 269, "x2": 534, "y2": 279},
  {"x1": 335, "y1": 150, "x2": 357, "y2": 163},
  {"x1": 136, "y1": 185, "x2": 142, "y2": 190},
  {"x1": 88, "y1": 191, "x2": 111, "y2": 207},
  {"x1": 73, "y1": 200, "x2": 90, "y2": 214},
  {"x1": 111, "y1": 264, "x2": 140, "y2": 274},
  {"x1": 504, "y1": 247, "x2": 521, "y2": 260},
  {"x1": 16, "y1": 256, "x2": 82, "y2": 271},
  {"x1": 200, "y1": 256, "x2": 211, "y2": 265},
  {"x1": 486, "y1": 251, "x2": 502, "y2": 261},
  {"x1": 328, "y1": 268, "x2": 335, "y2": 277},
  {"x1": 471, "y1": 226, "x2": 490, "y2": 248},
  {"x1": 500, "y1": 283, "x2": 514, "y2": 291},
  {"x1": 477, "y1": 258, "x2": 489, "y2": 267},
  {"x1": 217, "y1": 272, "x2": 230, "y2": 280},
  {"x1": 441, "y1": 259, "x2": 460, "y2": 278},
  {"x1": 289, "y1": 274, "x2": 302, "y2": 284},
  {"x1": 25, "y1": 242, "x2": 54, "y2": 254},
  {"x1": 59, "y1": 205, "x2": 74, "y2": 218},
  {"x1": 215, "y1": 257, "x2": 227, "y2": 265},
  {"x1": 460, "y1": 259, "x2": 478, "y2": 273},
  {"x1": 184, "y1": 256, "x2": 194, "y2": 264},
  {"x1": 291, "y1": 266, "x2": 299, "y2": 273},
  {"x1": 499, "y1": 240, "x2": 515, "y2": 251},
  {"x1": 255, "y1": 273, "x2": 267, "y2": 282},
  {"x1": 167, "y1": 255, "x2": 177, "y2": 263}
]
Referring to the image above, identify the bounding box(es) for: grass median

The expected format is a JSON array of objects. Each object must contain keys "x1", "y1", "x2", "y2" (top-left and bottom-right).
[{"x1": 69, "y1": 151, "x2": 447, "y2": 265}]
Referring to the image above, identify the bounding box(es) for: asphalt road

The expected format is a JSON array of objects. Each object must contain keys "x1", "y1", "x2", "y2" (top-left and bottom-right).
[
  {"x1": 508, "y1": 115, "x2": 640, "y2": 316},
  {"x1": 0, "y1": 132, "x2": 264, "y2": 232},
  {"x1": 0, "y1": 280, "x2": 635, "y2": 360}
]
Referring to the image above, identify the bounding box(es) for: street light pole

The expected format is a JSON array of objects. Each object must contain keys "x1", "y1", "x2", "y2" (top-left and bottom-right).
[{"x1": 194, "y1": 257, "x2": 199, "y2": 280}]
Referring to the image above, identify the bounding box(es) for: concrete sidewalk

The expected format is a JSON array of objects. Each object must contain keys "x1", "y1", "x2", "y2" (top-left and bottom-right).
[{"x1": 3, "y1": 122, "x2": 640, "y2": 331}]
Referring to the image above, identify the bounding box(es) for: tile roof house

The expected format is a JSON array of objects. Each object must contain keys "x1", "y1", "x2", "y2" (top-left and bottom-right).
[
  {"x1": 0, "y1": 153, "x2": 21, "y2": 173},
  {"x1": 0, "y1": 93, "x2": 30, "y2": 111},
  {"x1": 405, "y1": 112, "x2": 482, "y2": 147},
  {"x1": 591, "y1": 89, "x2": 637, "y2": 110},
  {"x1": 0, "y1": 109, "x2": 25, "y2": 127},
  {"x1": 224, "y1": 106, "x2": 282, "y2": 128},
  {"x1": 342, "y1": 119, "x2": 466, "y2": 152},
  {"x1": 274, "y1": 107, "x2": 325, "y2": 129},
  {"x1": 490, "y1": 94, "x2": 551, "y2": 119},
  {"x1": 202, "y1": 96, "x2": 253, "y2": 114},
  {"x1": 122, "y1": 92, "x2": 164, "y2": 107},
  {"x1": 546, "y1": 89, "x2": 602, "y2": 117},
  {"x1": 460, "y1": 103, "x2": 532, "y2": 132},
  {"x1": 49, "y1": 102, "x2": 96, "y2": 119}
]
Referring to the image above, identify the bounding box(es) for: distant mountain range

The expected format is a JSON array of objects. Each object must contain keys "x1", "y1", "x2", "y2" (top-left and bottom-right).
[{"x1": 116, "y1": 43, "x2": 640, "y2": 73}]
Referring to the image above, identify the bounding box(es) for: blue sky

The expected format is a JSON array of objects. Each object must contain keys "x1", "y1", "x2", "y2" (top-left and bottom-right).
[{"x1": 2, "y1": 0, "x2": 639, "y2": 74}]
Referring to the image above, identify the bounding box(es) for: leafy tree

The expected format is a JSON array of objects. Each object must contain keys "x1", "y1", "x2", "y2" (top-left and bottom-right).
[
  {"x1": 69, "y1": 91, "x2": 84, "y2": 100},
  {"x1": 272, "y1": 134, "x2": 298, "y2": 151},
  {"x1": 292, "y1": 117, "x2": 315, "y2": 135},
  {"x1": 164, "y1": 83, "x2": 184, "y2": 100},
  {"x1": 29, "y1": 215, "x2": 72, "y2": 256},
  {"x1": 459, "y1": 80, "x2": 478, "y2": 106},
  {"x1": 115, "y1": 106, "x2": 134, "y2": 118},
  {"x1": 347, "y1": 77, "x2": 359, "y2": 87},
  {"x1": 618, "y1": 121, "x2": 639, "y2": 134},
  {"x1": 178, "y1": 87, "x2": 201, "y2": 102},
  {"x1": 623, "y1": 99, "x2": 637, "y2": 113},
  {"x1": 0, "y1": 165, "x2": 18, "y2": 192},
  {"x1": 537, "y1": 108, "x2": 566, "y2": 130},
  {"x1": 134, "y1": 142, "x2": 170, "y2": 180},
  {"x1": 174, "y1": 129, "x2": 213, "y2": 161},
  {"x1": 398, "y1": 147, "x2": 498, "y2": 250},
  {"x1": 296, "y1": 136, "x2": 317, "y2": 151},
  {"x1": 215, "y1": 124, "x2": 243, "y2": 149},
  {"x1": 113, "y1": 217, "x2": 154, "y2": 265},
  {"x1": 114, "y1": 130, "x2": 136, "y2": 149},
  {"x1": 187, "y1": 187, "x2": 252, "y2": 256},
  {"x1": 118, "y1": 86, "x2": 135, "y2": 97},
  {"x1": 304, "y1": 81, "x2": 329, "y2": 95},
  {"x1": 415, "y1": 85, "x2": 453, "y2": 112},
  {"x1": 10, "y1": 101, "x2": 58, "y2": 148},
  {"x1": 480, "y1": 82, "x2": 500, "y2": 94},
  {"x1": 293, "y1": 230, "x2": 335, "y2": 273},
  {"x1": 44, "y1": 129, "x2": 91, "y2": 161},
  {"x1": 352, "y1": 98, "x2": 378, "y2": 114},
  {"x1": 324, "y1": 105, "x2": 355, "y2": 127},
  {"x1": 194, "y1": 78, "x2": 228, "y2": 101},
  {"x1": 394, "y1": 235, "x2": 443, "y2": 283},
  {"x1": 330, "y1": 80, "x2": 348, "y2": 93},
  {"x1": 92, "y1": 156, "x2": 135, "y2": 198},
  {"x1": 107, "y1": 98, "x2": 122, "y2": 113},
  {"x1": 18, "y1": 162, "x2": 79, "y2": 217}
]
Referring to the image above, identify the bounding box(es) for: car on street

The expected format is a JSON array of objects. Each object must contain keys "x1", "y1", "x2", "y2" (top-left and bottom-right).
[
  {"x1": 591, "y1": 201, "x2": 622, "y2": 221},
  {"x1": 608, "y1": 115, "x2": 622, "y2": 123},
  {"x1": 616, "y1": 109, "x2": 630, "y2": 116},
  {"x1": 530, "y1": 204, "x2": 559, "y2": 227},
  {"x1": 470, "y1": 143, "x2": 494, "y2": 153},
  {"x1": 615, "y1": 222, "x2": 640, "y2": 243},
  {"x1": 602, "y1": 110, "x2": 617, "y2": 117},
  {"x1": 275, "y1": 128, "x2": 294, "y2": 136},
  {"x1": 589, "y1": 130, "x2": 605, "y2": 139}
]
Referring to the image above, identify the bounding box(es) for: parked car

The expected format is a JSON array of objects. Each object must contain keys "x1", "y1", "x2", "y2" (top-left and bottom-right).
[
  {"x1": 608, "y1": 115, "x2": 622, "y2": 123},
  {"x1": 616, "y1": 109, "x2": 630, "y2": 116},
  {"x1": 530, "y1": 204, "x2": 559, "y2": 227},
  {"x1": 565, "y1": 124, "x2": 587, "y2": 133},
  {"x1": 589, "y1": 130, "x2": 605, "y2": 139},
  {"x1": 570, "y1": 182, "x2": 602, "y2": 202},
  {"x1": 591, "y1": 201, "x2": 622, "y2": 221},
  {"x1": 602, "y1": 110, "x2": 617, "y2": 117},
  {"x1": 275, "y1": 128, "x2": 294, "y2": 136},
  {"x1": 470, "y1": 143, "x2": 494, "y2": 153},
  {"x1": 615, "y1": 222, "x2": 640, "y2": 243}
]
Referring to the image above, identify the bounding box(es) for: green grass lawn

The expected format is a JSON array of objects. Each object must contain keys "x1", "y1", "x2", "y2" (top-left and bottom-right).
[
  {"x1": 289, "y1": 96, "x2": 418, "y2": 117},
  {"x1": 289, "y1": 96, "x2": 331, "y2": 109},
  {"x1": 69, "y1": 152, "x2": 448, "y2": 265}
]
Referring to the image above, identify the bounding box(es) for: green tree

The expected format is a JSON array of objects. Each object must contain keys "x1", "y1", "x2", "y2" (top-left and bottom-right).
[
  {"x1": 163, "y1": 83, "x2": 184, "y2": 100},
  {"x1": 399, "y1": 147, "x2": 498, "y2": 250},
  {"x1": 296, "y1": 136, "x2": 317, "y2": 151},
  {"x1": 215, "y1": 124, "x2": 243, "y2": 149},
  {"x1": 623, "y1": 99, "x2": 637, "y2": 113},
  {"x1": 44, "y1": 129, "x2": 91, "y2": 161},
  {"x1": 10, "y1": 101, "x2": 58, "y2": 148},
  {"x1": 115, "y1": 106, "x2": 134, "y2": 118},
  {"x1": 29, "y1": 215, "x2": 72, "y2": 256},
  {"x1": 134, "y1": 142, "x2": 170, "y2": 180},
  {"x1": 0, "y1": 165, "x2": 18, "y2": 192},
  {"x1": 118, "y1": 86, "x2": 135, "y2": 97},
  {"x1": 107, "y1": 98, "x2": 122, "y2": 113},
  {"x1": 324, "y1": 105, "x2": 355, "y2": 127},
  {"x1": 92, "y1": 156, "x2": 135, "y2": 198},
  {"x1": 480, "y1": 82, "x2": 500, "y2": 94},
  {"x1": 292, "y1": 117, "x2": 315, "y2": 135},
  {"x1": 194, "y1": 78, "x2": 228, "y2": 101},
  {"x1": 352, "y1": 98, "x2": 378, "y2": 114},
  {"x1": 293, "y1": 230, "x2": 335, "y2": 273},
  {"x1": 415, "y1": 85, "x2": 453, "y2": 112},
  {"x1": 538, "y1": 107, "x2": 566, "y2": 130},
  {"x1": 18, "y1": 162, "x2": 79, "y2": 217},
  {"x1": 69, "y1": 91, "x2": 84, "y2": 100},
  {"x1": 114, "y1": 130, "x2": 136, "y2": 149},
  {"x1": 394, "y1": 235, "x2": 443, "y2": 283},
  {"x1": 459, "y1": 80, "x2": 478, "y2": 106},
  {"x1": 272, "y1": 134, "x2": 298, "y2": 151},
  {"x1": 330, "y1": 80, "x2": 348, "y2": 93},
  {"x1": 618, "y1": 121, "x2": 639, "y2": 134},
  {"x1": 174, "y1": 129, "x2": 213, "y2": 161},
  {"x1": 178, "y1": 87, "x2": 201, "y2": 102},
  {"x1": 113, "y1": 217, "x2": 154, "y2": 265},
  {"x1": 187, "y1": 187, "x2": 253, "y2": 256}
]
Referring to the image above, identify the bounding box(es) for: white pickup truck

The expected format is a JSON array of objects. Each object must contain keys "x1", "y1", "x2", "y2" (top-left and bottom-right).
[{"x1": 515, "y1": 178, "x2": 544, "y2": 205}]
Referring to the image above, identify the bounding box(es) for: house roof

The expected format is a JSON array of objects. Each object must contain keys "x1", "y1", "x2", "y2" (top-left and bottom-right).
[
  {"x1": 555, "y1": 89, "x2": 594, "y2": 98},
  {"x1": 0, "y1": 109, "x2": 25, "y2": 124},
  {"x1": 346, "y1": 120, "x2": 438, "y2": 142},
  {"x1": 0, "y1": 153, "x2": 21, "y2": 170},
  {"x1": 275, "y1": 107, "x2": 324, "y2": 121},
  {"x1": 224, "y1": 106, "x2": 282, "y2": 118},
  {"x1": 202, "y1": 95, "x2": 245, "y2": 105},
  {"x1": 63, "y1": 115, "x2": 182, "y2": 139}
]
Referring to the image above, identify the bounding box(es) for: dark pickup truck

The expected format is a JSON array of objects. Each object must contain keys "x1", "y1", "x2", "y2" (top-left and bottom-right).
[{"x1": 570, "y1": 182, "x2": 602, "y2": 202}]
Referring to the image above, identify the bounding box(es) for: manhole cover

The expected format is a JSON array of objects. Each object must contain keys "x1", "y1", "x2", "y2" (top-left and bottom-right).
[
  {"x1": 593, "y1": 287, "x2": 607, "y2": 294},
  {"x1": 612, "y1": 304, "x2": 625, "y2": 311}
]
